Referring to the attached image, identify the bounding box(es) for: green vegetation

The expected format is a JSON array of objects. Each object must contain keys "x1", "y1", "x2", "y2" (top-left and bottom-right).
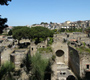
[
  {"x1": 59, "y1": 28, "x2": 83, "y2": 33},
  {"x1": 41, "y1": 22, "x2": 48, "y2": 25},
  {"x1": 52, "y1": 29, "x2": 58, "y2": 33},
  {"x1": 22, "y1": 54, "x2": 32, "y2": 73},
  {"x1": 51, "y1": 55, "x2": 56, "y2": 61},
  {"x1": 0, "y1": 61, "x2": 15, "y2": 80},
  {"x1": 76, "y1": 47, "x2": 90, "y2": 53},
  {"x1": 67, "y1": 41, "x2": 70, "y2": 45},
  {"x1": 85, "y1": 27, "x2": 90, "y2": 34},
  {"x1": 8, "y1": 29, "x2": 12, "y2": 35},
  {"x1": 12, "y1": 26, "x2": 30, "y2": 44},
  {"x1": 82, "y1": 42, "x2": 86, "y2": 47},
  {"x1": 70, "y1": 50, "x2": 73, "y2": 55},
  {"x1": 0, "y1": 0, "x2": 12, "y2": 34},
  {"x1": 11, "y1": 26, "x2": 54, "y2": 44},
  {"x1": 47, "y1": 37, "x2": 53, "y2": 45},
  {"x1": 0, "y1": 0, "x2": 12, "y2": 5},
  {"x1": 30, "y1": 26, "x2": 54, "y2": 44},
  {"x1": 23, "y1": 53, "x2": 52, "y2": 80},
  {"x1": 30, "y1": 53, "x2": 49, "y2": 80},
  {"x1": 86, "y1": 27, "x2": 90, "y2": 30},
  {"x1": 59, "y1": 28, "x2": 66, "y2": 32},
  {"x1": 37, "y1": 47, "x2": 52, "y2": 53}
]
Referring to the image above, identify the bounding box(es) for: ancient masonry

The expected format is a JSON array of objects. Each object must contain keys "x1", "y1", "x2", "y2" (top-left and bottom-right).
[
  {"x1": 51, "y1": 34, "x2": 74, "y2": 80},
  {"x1": 51, "y1": 32, "x2": 90, "y2": 80},
  {"x1": 0, "y1": 32, "x2": 90, "y2": 79},
  {"x1": 10, "y1": 48, "x2": 30, "y2": 70}
]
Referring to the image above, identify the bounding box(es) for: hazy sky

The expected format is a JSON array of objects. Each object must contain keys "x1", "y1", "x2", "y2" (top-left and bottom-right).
[{"x1": 0, "y1": 0, "x2": 90, "y2": 26}]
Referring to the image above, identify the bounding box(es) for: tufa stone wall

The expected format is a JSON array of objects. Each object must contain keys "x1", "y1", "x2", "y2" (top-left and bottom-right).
[
  {"x1": 69, "y1": 46, "x2": 80, "y2": 78},
  {"x1": 80, "y1": 53, "x2": 90, "y2": 78},
  {"x1": 0, "y1": 52, "x2": 1, "y2": 66},
  {"x1": 10, "y1": 49, "x2": 30, "y2": 70}
]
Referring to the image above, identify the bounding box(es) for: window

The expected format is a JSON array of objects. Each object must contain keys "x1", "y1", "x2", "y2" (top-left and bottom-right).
[
  {"x1": 32, "y1": 48, "x2": 33, "y2": 51},
  {"x1": 60, "y1": 72, "x2": 66, "y2": 75},
  {"x1": 43, "y1": 46, "x2": 45, "y2": 48},
  {"x1": 87, "y1": 65, "x2": 89, "y2": 69}
]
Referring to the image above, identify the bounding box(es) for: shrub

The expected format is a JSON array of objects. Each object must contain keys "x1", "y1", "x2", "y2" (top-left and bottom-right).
[{"x1": 0, "y1": 61, "x2": 15, "y2": 80}]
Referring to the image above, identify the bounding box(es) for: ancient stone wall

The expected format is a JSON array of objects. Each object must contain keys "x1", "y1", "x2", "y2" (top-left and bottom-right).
[
  {"x1": 52, "y1": 42, "x2": 68, "y2": 65},
  {"x1": 30, "y1": 40, "x2": 48, "y2": 56},
  {"x1": 0, "y1": 52, "x2": 1, "y2": 66},
  {"x1": 30, "y1": 44, "x2": 37, "y2": 56},
  {"x1": 69, "y1": 46, "x2": 80, "y2": 78},
  {"x1": 80, "y1": 53, "x2": 90, "y2": 78},
  {"x1": 10, "y1": 49, "x2": 30, "y2": 70}
]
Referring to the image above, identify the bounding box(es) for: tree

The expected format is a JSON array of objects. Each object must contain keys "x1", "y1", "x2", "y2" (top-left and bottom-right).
[
  {"x1": 12, "y1": 26, "x2": 53, "y2": 44},
  {"x1": 0, "y1": 17, "x2": 8, "y2": 33},
  {"x1": 8, "y1": 29, "x2": 12, "y2": 35},
  {"x1": 0, "y1": 0, "x2": 12, "y2": 34},
  {"x1": 41, "y1": 22, "x2": 48, "y2": 25},
  {"x1": 30, "y1": 53, "x2": 49, "y2": 80},
  {"x1": 30, "y1": 26, "x2": 54, "y2": 44},
  {"x1": 12, "y1": 26, "x2": 30, "y2": 44},
  {"x1": 59, "y1": 28, "x2": 66, "y2": 32},
  {"x1": 50, "y1": 22, "x2": 53, "y2": 24},
  {"x1": 0, "y1": 0, "x2": 11, "y2": 5}
]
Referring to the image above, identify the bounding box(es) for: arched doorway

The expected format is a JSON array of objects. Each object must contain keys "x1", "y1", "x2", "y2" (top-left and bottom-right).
[
  {"x1": 66, "y1": 75, "x2": 76, "y2": 80},
  {"x1": 55, "y1": 50, "x2": 64, "y2": 63}
]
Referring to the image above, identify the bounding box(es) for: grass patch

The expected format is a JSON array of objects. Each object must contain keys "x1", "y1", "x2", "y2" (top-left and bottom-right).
[{"x1": 38, "y1": 47, "x2": 52, "y2": 53}]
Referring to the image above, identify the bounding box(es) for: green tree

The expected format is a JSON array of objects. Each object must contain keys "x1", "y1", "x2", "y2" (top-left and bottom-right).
[
  {"x1": 59, "y1": 28, "x2": 66, "y2": 32},
  {"x1": 13, "y1": 29, "x2": 23, "y2": 44},
  {"x1": 41, "y1": 22, "x2": 48, "y2": 25},
  {"x1": 30, "y1": 26, "x2": 54, "y2": 44},
  {"x1": 12, "y1": 26, "x2": 53, "y2": 44},
  {"x1": 0, "y1": 0, "x2": 11, "y2": 5},
  {"x1": 0, "y1": 0, "x2": 12, "y2": 34},
  {"x1": 12, "y1": 26, "x2": 30, "y2": 44},
  {"x1": 8, "y1": 29, "x2": 12, "y2": 35},
  {"x1": 52, "y1": 29, "x2": 57, "y2": 33}
]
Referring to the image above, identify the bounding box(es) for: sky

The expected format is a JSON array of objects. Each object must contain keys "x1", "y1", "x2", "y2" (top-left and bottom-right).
[{"x1": 0, "y1": 0, "x2": 90, "y2": 26}]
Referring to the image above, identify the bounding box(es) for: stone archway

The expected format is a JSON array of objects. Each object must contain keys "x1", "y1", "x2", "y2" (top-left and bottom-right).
[
  {"x1": 66, "y1": 75, "x2": 76, "y2": 80},
  {"x1": 55, "y1": 50, "x2": 64, "y2": 63},
  {"x1": 56, "y1": 50, "x2": 64, "y2": 57}
]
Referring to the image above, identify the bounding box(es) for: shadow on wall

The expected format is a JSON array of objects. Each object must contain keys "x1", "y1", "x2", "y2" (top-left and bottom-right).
[{"x1": 69, "y1": 46, "x2": 80, "y2": 78}]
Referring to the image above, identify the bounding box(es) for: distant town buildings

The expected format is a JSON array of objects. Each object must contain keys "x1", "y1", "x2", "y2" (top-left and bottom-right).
[
  {"x1": 3, "y1": 20, "x2": 90, "y2": 33},
  {"x1": 30, "y1": 20, "x2": 90, "y2": 30}
]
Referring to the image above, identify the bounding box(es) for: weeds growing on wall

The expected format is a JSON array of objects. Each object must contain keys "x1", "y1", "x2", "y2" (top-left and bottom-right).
[
  {"x1": 76, "y1": 47, "x2": 90, "y2": 53},
  {"x1": 37, "y1": 47, "x2": 52, "y2": 53}
]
